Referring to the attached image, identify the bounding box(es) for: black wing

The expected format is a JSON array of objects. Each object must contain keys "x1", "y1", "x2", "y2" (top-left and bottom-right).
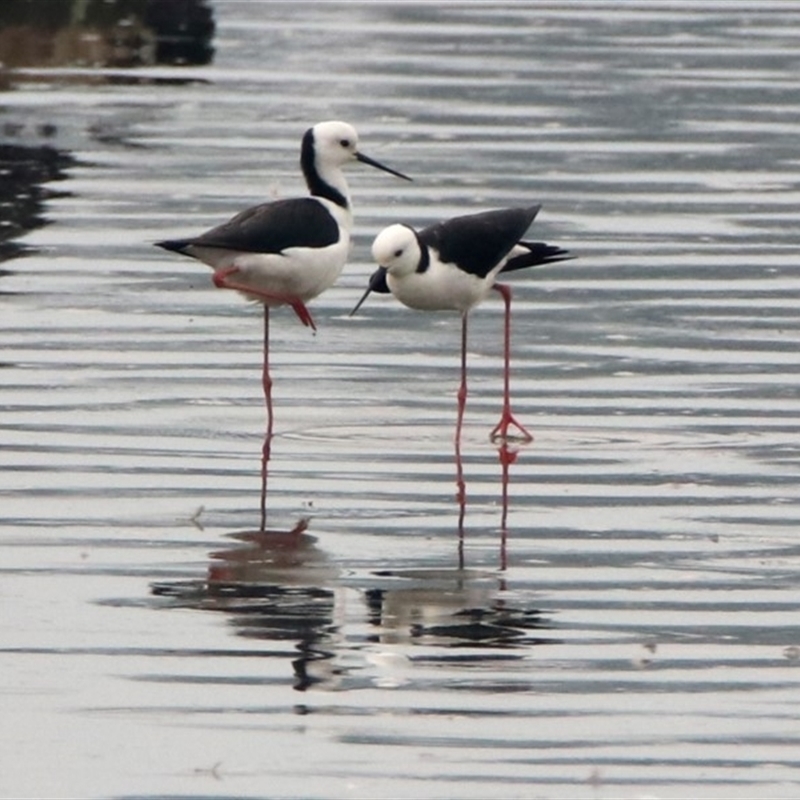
[
  {"x1": 503, "y1": 242, "x2": 572, "y2": 273},
  {"x1": 156, "y1": 196, "x2": 340, "y2": 256},
  {"x1": 417, "y1": 206, "x2": 541, "y2": 278}
]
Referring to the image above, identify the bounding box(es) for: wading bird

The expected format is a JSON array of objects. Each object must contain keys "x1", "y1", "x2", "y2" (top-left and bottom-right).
[
  {"x1": 157, "y1": 120, "x2": 410, "y2": 526},
  {"x1": 351, "y1": 206, "x2": 570, "y2": 446}
]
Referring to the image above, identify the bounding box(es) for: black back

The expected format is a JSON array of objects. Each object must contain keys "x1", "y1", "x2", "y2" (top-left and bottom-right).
[
  {"x1": 417, "y1": 206, "x2": 541, "y2": 278},
  {"x1": 156, "y1": 196, "x2": 340, "y2": 256}
]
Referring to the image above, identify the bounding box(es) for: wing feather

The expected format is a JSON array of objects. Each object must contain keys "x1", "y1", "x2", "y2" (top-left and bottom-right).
[
  {"x1": 417, "y1": 206, "x2": 541, "y2": 277},
  {"x1": 157, "y1": 197, "x2": 339, "y2": 256}
]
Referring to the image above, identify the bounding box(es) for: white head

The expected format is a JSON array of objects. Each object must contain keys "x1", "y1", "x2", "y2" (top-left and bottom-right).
[
  {"x1": 307, "y1": 120, "x2": 411, "y2": 181},
  {"x1": 371, "y1": 224, "x2": 422, "y2": 278},
  {"x1": 309, "y1": 121, "x2": 361, "y2": 170}
]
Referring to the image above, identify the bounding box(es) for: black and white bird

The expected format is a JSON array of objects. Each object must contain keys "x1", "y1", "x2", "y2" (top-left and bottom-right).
[
  {"x1": 351, "y1": 206, "x2": 570, "y2": 445},
  {"x1": 156, "y1": 120, "x2": 410, "y2": 331},
  {"x1": 155, "y1": 121, "x2": 410, "y2": 530}
]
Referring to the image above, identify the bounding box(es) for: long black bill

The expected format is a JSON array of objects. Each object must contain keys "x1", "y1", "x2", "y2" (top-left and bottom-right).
[
  {"x1": 350, "y1": 266, "x2": 390, "y2": 316},
  {"x1": 355, "y1": 151, "x2": 412, "y2": 181}
]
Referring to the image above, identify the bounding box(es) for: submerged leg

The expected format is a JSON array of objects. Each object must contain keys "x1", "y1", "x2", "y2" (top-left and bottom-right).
[{"x1": 489, "y1": 284, "x2": 533, "y2": 444}]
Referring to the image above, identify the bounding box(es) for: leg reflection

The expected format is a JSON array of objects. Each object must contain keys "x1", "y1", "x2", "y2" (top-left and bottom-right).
[
  {"x1": 455, "y1": 435, "x2": 527, "y2": 572},
  {"x1": 260, "y1": 307, "x2": 273, "y2": 532},
  {"x1": 456, "y1": 451, "x2": 465, "y2": 571},
  {"x1": 497, "y1": 441, "x2": 518, "y2": 572}
]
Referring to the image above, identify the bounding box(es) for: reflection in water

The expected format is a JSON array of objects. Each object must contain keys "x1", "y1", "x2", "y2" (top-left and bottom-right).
[
  {"x1": 0, "y1": 0, "x2": 217, "y2": 271},
  {"x1": 364, "y1": 569, "x2": 550, "y2": 649},
  {"x1": 258, "y1": 408, "x2": 521, "y2": 572},
  {"x1": 0, "y1": 143, "x2": 74, "y2": 264},
  {"x1": 497, "y1": 442, "x2": 514, "y2": 572},
  {"x1": 152, "y1": 520, "x2": 342, "y2": 691},
  {"x1": 207, "y1": 522, "x2": 341, "y2": 692},
  {"x1": 259, "y1": 311, "x2": 273, "y2": 531},
  {"x1": 145, "y1": 0, "x2": 215, "y2": 66},
  {"x1": 0, "y1": 0, "x2": 214, "y2": 69},
  {"x1": 456, "y1": 435, "x2": 529, "y2": 571},
  {"x1": 455, "y1": 415, "x2": 466, "y2": 567},
  {"x1": 496, "y1": 439, "x2": 531, "y2": 571},
  {"x1": 152, "y1": 519, "x2": 551, "y2": 691}
]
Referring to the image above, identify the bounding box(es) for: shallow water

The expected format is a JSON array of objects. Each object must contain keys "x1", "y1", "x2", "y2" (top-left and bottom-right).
[{"x1": 2, "y1": 2, "x2": 800, "y2": 798}]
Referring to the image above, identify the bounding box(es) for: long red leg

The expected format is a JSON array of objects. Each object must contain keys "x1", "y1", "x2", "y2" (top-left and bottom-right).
[
  {"x1": 212, "y1": 267, "x2": 317, "y2": 332},
  {"x1": 489, "y1": 284, "x2": 533, "y2": 444},
  {"x1": 259, "y1": 306, "x2": 273, "y2": 531},
  {"x1": 455, "y1": 313, "x2": 468, "y2": 553}
]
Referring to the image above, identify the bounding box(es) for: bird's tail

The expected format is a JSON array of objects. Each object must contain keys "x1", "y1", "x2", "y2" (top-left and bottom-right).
[
  {"x1": 504, "y1": 241, "x2": 572, "y2": 273},
  {"x1": 155, "y1": 238, "x2": 193, "y2": 255}
]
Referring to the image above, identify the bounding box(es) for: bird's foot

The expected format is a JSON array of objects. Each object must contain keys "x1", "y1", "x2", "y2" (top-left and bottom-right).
[
  {"x1": 489, "y1": 409, "x2": 533, "y2": 446},
  {"x1": 288, "y1": 300, "x2": 317, "y2": 332},
  {"x1": 211, "y1": 267, "x2": 317, "y2": 332}
]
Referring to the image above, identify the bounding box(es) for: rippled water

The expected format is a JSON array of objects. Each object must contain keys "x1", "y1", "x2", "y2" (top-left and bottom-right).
[{"x1": 3, "y1": 2, "x2": 800, "y2": 798}]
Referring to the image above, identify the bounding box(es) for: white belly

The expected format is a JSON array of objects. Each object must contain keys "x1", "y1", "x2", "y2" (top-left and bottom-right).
[
  {"x1": 388, "y1": 260, "x2": 500, "y2": 313},
  {"x1": 188, "y1": 234, "x2": 350, "y2": 303}
]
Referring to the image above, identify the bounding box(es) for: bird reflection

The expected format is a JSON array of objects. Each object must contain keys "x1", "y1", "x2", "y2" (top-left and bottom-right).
[
  {"x1": 208, "y1": 524, "x2": 340, "y2": 692},
  {"x1": 151, "y1": 514, "x2": 552, "y2": 692},
  {"x1": 206, "y1": 519, "x2": 327, "y2": 582},
  {"x1": 364, "y1": 569, "x2": 549, "y2": 649},
  {"x1": 152, "y1": 519, "x2": 342, "y2": 691},
  {"x1": 152, "y1": 375, "x2": 540, "y2": 689}
]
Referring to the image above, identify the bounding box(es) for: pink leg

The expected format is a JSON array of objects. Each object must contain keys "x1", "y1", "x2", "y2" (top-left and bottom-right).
[
  {"x1": 212, "y1": 266, "x2": 317, "y2": 331},
  {"x1": 489, "y1": 284, "x2": 533, "y2": 444},
  {"x1": 455, "y1": 313, "x2": 468, "y2": 514},
  {"x1": 455, "y1": 314, "x2": 468, "y2": 569},
  {"x1": 259, "y1": 307, "x2": 273, "y2": 531}
]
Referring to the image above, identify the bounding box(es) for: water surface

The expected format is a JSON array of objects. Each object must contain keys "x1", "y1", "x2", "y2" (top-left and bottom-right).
[{"x1": 2, "y1": 2, "x2": 800, "y2": 798}]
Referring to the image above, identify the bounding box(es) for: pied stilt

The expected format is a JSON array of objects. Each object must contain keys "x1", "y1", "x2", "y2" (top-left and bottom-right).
[
  {"x1": 156, "y1": 119, "x2": 410, "y2": 328},
  {"x1": 156, "y1": 120, "x2": 410, "y2": 527},
  {"x1": 351, "y1": 206, "x2": 570, "y2": 447}
]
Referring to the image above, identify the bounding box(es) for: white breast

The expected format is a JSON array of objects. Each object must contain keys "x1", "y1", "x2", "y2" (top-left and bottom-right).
[{"x1": 388, "y1": 258, "x2": 501, "y2": 313}]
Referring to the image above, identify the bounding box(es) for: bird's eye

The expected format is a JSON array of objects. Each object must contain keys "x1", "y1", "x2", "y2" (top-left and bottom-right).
[
  {"x1": 340, "y1": 138, "x2": 351, "y2": 148},
  {"x1": 393, "y1": 248, "x2": 403, "y2": 258}
]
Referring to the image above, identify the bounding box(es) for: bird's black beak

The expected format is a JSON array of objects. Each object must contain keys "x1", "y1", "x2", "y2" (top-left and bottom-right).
[
  {"x1": 355, "y1": 151, "x2": 412, "y2": 182},
  {"x1": 350, "y1": 266, "x2": 389, "y2": 316}
]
